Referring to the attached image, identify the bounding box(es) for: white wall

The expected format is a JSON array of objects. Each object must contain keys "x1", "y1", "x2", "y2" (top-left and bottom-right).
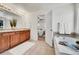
[
  {"x1": 52, "y1": 4, "x2": 74, "y2": 34},
  {"x1": 76, "y1": 4, "x2": 79, "y2": 34},
  {"x1": 76, "y1": 8, "x2": 79, "y2": 34},
  {"x1": 29, "y1": 13, "x2": 38, "y2": 41},
  {"x1": 16, "y1": 14, "x2": 30, "y2": 28}
]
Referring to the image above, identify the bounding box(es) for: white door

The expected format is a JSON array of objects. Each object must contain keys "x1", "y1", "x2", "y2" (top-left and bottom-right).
[{"x1": 45, "y1": 10, "x2": 53, "y2": 47}]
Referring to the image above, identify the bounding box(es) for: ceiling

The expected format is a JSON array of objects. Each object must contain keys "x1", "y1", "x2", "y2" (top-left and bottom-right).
[{"x1": 11, "y1": 3, "x2": 71, "y2": 12}]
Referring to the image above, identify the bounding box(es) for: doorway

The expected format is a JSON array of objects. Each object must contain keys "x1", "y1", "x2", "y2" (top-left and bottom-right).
[
  {"x1": 37, "y1": 15, "x2": 45, "y2": 41},
  {"x1": 45, "y1": 10, "x2": 53, "y2": 47},
  {"x1": 37, "y1": 10, "x2": 53, "y2": 47}
]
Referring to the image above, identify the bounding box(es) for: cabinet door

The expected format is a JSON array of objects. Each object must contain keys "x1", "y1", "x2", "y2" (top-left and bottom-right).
[
  {"x1": 20, "y1": 30, "x2": 30, "y2": 43},
  {"x1": 20, "y1": 31, "x2": 25, "y2": 42},
  {"x1": 0, "y1": 33, "x2": 10, "y2": 52},
  {"x1": 21, "y1": 31, "x2": 27, "y2": 41},
  {"x1": 10, "y1": 32, "x2": 20, "y2": 47},
  {"x1": 25, "y1": 31, "x2": 30, "y2": 40},
  {"x1": 2, "y1": 36, "x2": 10, "y2": 51},
  {"x1": 0, "y1": 37, "x2": 4, "y2": 52}
]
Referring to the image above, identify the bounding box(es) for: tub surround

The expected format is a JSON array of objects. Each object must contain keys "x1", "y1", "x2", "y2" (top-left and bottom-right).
[{"x1": 0, "y1": 28, "x2": 30, "y2": 53}]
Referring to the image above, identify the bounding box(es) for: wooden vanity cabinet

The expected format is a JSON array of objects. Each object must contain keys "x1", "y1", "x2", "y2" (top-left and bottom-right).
[{"x1": 0, "y1": 29, "x2": 30, "y2": 53}]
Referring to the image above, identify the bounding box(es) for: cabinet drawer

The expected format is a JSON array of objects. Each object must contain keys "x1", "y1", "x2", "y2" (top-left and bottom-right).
[{"x1": 2, "y1": 32, "x2": 15, "y2": 36}]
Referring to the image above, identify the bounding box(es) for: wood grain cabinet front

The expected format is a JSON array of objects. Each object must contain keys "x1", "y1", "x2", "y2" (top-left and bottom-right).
[
  {"x1": 0, "y1": 37, "x2": 4, "y2": 52},
  {"x1": 2, "y1": 36, "x2": 10, "y2": 52},
  {"x1": 10, "y1": 32, "x2": 20, "y2": 47},
  {"x1": 0, "y1": 29, "x2": 30, "y2": 53},
  {"x1": 0, "y1": 33, "x2": 10, "y2": 53},
  {"x1": 20, "y1": 30, "x2": 30, "y2": 43}
]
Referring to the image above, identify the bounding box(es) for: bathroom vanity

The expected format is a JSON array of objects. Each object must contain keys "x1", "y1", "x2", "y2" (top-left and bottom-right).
[{"x1": 0, "y1": 28, "x2": 30, "y2": 53}]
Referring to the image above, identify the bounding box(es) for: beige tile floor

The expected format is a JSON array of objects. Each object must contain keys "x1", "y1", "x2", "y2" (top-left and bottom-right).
[{"x1": 24, "y1": 37, "x2": 55, "y2": 55}]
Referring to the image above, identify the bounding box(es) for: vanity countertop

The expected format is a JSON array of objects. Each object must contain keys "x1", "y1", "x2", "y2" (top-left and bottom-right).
[
  {"x1": 0, "y1": 28, "x2": 30, "y2": 33},
  {"x1": 53, "y1": 32, "x2": 79, "y2": 41}
]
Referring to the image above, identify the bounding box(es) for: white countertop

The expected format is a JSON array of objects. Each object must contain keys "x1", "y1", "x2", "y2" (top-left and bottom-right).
[{"x1": 0, "y1": 28, "x2": 30, "y2": 33}]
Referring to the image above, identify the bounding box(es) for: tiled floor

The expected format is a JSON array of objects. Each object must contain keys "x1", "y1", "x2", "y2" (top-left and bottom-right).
[{"x1": 24, "y1": 37, "x2": 55, "y2": 55}]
